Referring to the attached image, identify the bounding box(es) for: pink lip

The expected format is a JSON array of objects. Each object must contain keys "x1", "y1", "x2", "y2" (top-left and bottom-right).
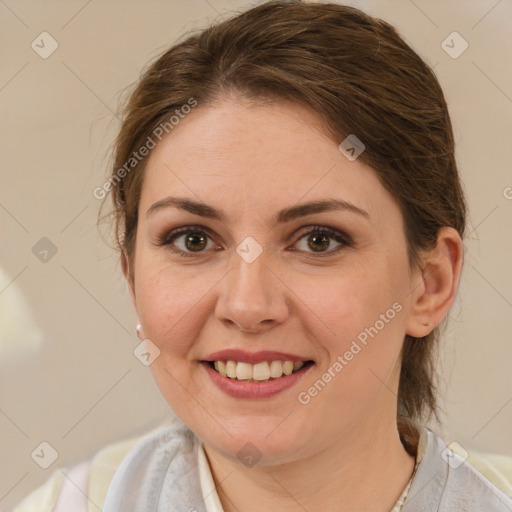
[
  {"x1": 201, "y1": 361, "x2": 314, "y2": 399},
  {"x1": 203, "y1": 349, "x2": 312, "y2": 364}
]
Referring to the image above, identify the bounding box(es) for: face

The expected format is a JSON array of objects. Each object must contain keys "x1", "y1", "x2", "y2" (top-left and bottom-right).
[{"x1": 127, "y1": 97, "x2": 420, "y2": 466}]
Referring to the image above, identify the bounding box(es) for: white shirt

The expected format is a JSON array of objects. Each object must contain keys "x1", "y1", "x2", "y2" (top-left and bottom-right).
[{"x1": 197, "y1": 441, "x2": 226, "y2": 512}]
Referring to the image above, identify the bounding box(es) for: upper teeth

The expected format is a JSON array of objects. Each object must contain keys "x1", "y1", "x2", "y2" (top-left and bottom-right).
[{"x1": 213, "y1": 360, "x2": 305, "y2": 381}]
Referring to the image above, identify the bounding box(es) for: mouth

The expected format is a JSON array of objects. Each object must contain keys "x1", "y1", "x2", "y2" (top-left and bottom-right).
[{"x1": 201, "y1": 359, "x2": 315, "y2": 382}]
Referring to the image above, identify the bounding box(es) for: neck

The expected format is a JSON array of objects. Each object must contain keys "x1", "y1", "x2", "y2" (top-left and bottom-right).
[{"x1": 203, "y1": 413, "x2": 417, "y2": 512}]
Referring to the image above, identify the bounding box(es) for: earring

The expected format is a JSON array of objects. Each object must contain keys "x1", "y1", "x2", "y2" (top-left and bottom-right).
[{"x1": 136, "y1": 323, "x2": 143, "y2": 341}]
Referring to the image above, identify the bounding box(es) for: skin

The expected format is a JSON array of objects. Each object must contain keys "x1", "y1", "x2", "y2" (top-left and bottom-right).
[{"x1": 123, "y1": 96, "x2": 463, "y2": 512}]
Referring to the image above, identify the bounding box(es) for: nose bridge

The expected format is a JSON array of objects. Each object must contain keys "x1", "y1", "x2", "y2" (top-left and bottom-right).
[{"x1": 215, "y1": 243, "x2": 288, "y2": 332}]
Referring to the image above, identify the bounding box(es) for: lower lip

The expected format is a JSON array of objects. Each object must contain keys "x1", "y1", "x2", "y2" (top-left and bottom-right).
[{"x1": 201, "y1": 361, "x2": 314, "y2": 399}]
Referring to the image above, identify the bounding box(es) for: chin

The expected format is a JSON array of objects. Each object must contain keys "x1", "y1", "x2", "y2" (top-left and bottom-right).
[{"x1": 194, "y1": 415, "x2": 307, "y2": 466}]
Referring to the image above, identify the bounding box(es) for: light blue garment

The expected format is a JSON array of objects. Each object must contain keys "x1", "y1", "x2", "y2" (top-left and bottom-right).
[
  {"x1": 103, "y1": 418, "x2": 206, "y2": 512},
  {"x1": 403, "y1": 428, "x2": 512, "y2": 511},
  {"x1": 102, "y1": 416, "x2": 512, "y2": 512}
]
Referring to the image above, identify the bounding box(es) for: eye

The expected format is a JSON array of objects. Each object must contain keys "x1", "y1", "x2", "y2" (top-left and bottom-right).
[
  {"x1": 154, "y1": 225, "x2": 218, "y2": 258},
  {"x1": 154, "y1": 224, "x2": 352, "y2": 258},
  {"x1": 292, "y1": 225, "x2": 352, "y2": 256}
]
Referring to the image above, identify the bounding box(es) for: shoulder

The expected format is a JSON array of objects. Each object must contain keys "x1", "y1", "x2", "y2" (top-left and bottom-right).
[
  {"x1": 441, "y1": 452, "x2": 512, "y2": 510},
  {"x1": 10, "y1": 431, "x2": 155, "y2": 512},
  {"x1": 100, "y1": 417, "x2": 203, "y2": 511},
  {"x1": 453, "y1": 442, "x2": 512, "y2": 498},
  {"x1": 448, "y1": 445, "x2": 512, "y2": 506},
  {"x1": 406, "y1": 423, "x2": 512, "y2": 511}
]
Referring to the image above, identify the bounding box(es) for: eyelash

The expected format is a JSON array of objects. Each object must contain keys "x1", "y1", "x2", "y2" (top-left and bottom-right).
[{"x1": 154, "y1": 224, "x2": 352, "y2": 258}]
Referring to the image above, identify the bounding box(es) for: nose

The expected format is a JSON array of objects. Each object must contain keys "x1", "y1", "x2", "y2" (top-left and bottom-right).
[{"x1": 215, "y1": 252, "x2": 290, "y2": 334}]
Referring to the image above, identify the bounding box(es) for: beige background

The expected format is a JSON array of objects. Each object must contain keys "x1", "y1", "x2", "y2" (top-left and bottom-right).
[{"x1": 1, "y1": 0, "x2": 511, "y2": 508}]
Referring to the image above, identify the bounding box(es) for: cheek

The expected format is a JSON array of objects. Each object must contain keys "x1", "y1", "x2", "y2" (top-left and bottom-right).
[
  {"x1": 298, "y1": 258, "x2": 403, "y2": 345},
  {"x1": 294, "y1": 260, "x2": 406, "y2": 401},
  {"x1": 133, "y1": 258, "x2": 210, "y2": 356}
]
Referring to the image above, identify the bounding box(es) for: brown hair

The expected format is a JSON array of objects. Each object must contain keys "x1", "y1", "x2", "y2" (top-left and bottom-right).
[{"x1": 98, "y1": 0, "x2": 466, "y2": 423}]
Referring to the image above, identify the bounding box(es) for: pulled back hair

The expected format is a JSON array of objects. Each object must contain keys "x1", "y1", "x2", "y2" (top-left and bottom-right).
[{"x1": 98, "y1": 0, "x2": 466, "y2": 424}]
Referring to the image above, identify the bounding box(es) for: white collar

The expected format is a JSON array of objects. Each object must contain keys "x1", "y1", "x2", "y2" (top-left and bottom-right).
[{"x1": 197, "y1": 440, "x2": 225, "y2": 512}]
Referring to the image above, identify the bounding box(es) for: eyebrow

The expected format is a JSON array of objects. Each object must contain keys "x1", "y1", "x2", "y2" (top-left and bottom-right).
[{"x1": 146, "y1": 196, "x2": 370, "y2": 224}]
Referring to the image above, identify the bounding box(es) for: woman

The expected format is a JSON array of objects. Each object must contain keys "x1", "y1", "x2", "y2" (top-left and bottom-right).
[{"x1": 13, "y1": 1, "x2": 512, "y2": 511}]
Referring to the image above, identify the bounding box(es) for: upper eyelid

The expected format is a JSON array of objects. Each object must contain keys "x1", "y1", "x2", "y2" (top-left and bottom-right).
[
  {"x1": 162, "y1": 223, "x2": 348, "y2": 238},
  {"x1": 159, "y1": 224, "x2": 352, "y2": 249}
]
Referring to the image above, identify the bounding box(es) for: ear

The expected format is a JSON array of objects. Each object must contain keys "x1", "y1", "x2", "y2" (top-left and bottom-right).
[
  {"x1": 121, "y1": 249, "x2": 136, "y2": 308},
  {"x1": 405, "y1": 227, "x2": 464, "y2": 338}
]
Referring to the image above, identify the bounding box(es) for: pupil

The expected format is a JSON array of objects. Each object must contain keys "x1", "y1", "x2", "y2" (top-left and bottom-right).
[{"x1": 309, "y1": 233, "x2": 329, "y2": 252}]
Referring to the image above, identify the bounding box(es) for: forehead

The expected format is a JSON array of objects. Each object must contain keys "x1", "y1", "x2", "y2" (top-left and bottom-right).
[{"x1": 139, "y1": 99, "x2": 397, "y2": 225}]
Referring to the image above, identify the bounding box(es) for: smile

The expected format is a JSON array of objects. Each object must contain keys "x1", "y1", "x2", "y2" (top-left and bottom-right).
[
  {"x1": 207, "y1": 359, "x2": 314, "y2": 382},
  {"x1": 200, "y1": 358, "x2": 315, "y2": 399}
]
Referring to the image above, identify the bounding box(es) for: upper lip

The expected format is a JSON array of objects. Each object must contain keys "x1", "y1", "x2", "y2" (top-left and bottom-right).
[{"x1": 203, "y1": 349, "x2": 313, "y2": 365}]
